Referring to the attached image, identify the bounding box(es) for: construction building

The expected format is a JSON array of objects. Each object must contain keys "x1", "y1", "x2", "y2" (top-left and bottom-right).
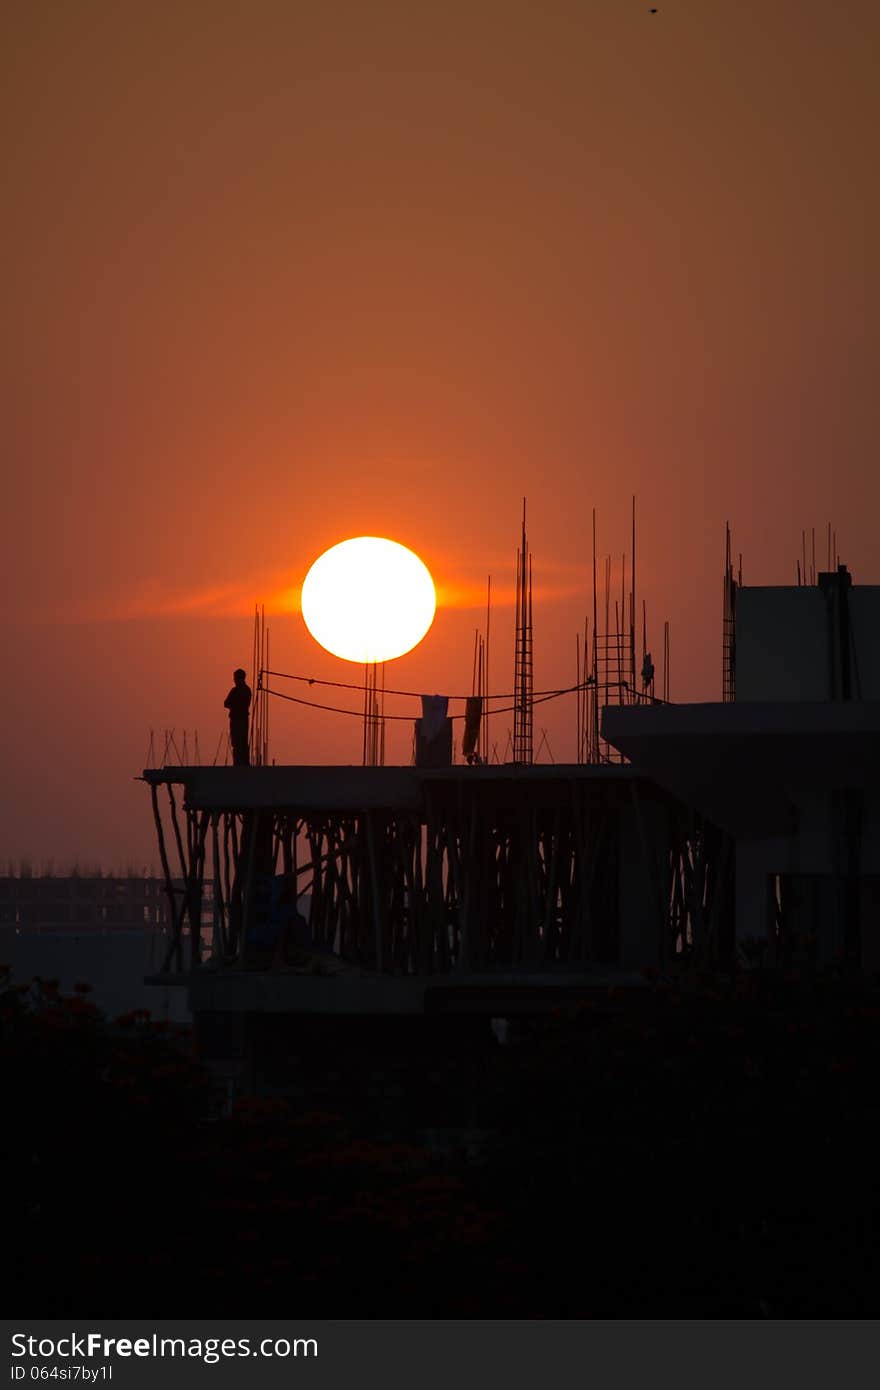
[
  {"x1": 604, "y1": 563, "x2": 880, "y2": 970},
  {"x1": 0, "y1": 873, "x2": 190, "y2": 1019}
]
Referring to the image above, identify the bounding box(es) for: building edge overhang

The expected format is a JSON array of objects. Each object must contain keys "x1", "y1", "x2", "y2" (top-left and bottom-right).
[
  {"x1": 139, "y1": 762, "x2": 665, "y2": 814},
  {"x1": 602, "y1": 700, "x2": 880, "y2": 838}
]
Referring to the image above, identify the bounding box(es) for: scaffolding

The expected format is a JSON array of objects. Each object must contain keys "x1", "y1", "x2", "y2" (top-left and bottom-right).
[
  {"x1": 512, "y1": 500, "x2": 534, "y2": 765},
  {"x1": 722, "y1": 524, "x2": 740, "y2": 704},
  {"x1": 581, "y1": 499, "x2": 668, "y2": 764},
  {"x1": 143, "y1": 763, "x2": 730, "y2": 978},
  {"x1": 250, "y1": 605, "x2": 271, "y2": 766},
  {"x1": 362, "y1": 662, "x2": 386, "y2": 766}
]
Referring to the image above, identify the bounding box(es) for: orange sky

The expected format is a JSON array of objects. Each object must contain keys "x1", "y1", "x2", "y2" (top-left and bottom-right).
[{"x1": 2, "y1": 1, "x2": 878, "y2": 868}]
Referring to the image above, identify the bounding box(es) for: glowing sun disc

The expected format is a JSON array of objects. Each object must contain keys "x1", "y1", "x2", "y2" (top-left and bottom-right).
[{"x1": 301, "y1": 537, "x2": 436, "y2": 664}]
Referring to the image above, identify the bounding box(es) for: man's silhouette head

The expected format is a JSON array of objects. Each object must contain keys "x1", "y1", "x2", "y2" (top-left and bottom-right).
[{"x1": 233, "y1": 668, "x2": 246, "y2": 683}]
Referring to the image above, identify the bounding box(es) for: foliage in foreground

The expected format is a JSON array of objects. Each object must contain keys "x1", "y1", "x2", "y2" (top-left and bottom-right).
[{"x1": 4, "y1": 966, "x2": 880, "y2": 1316}]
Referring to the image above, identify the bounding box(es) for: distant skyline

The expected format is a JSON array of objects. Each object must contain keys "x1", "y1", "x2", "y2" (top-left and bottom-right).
[{"x1": 2, "y1": 1, "x2": 877, "y2": 865}]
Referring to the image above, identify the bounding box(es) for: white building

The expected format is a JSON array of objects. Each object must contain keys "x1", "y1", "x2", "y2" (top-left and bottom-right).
[{"x1": 604, "y1": 568, "x2": 880, "y2": 969}]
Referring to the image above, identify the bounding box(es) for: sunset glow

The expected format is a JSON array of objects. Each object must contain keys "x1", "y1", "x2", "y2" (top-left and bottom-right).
[
  {"x1": 3, "y1": 2, "x2": 876, "y2": 867},
  {"x1": 300, "y1": 537, "x2": 437, "y2": 664}
]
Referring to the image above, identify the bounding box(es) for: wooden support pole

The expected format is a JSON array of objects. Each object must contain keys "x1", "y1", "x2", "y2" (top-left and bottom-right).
[
  {"x1": 151, "y1": 783, "x2": 182, "y2": 973},
  {"x1": 211, "y1": 813, "x2": 226, "y2": 959},
  {"x1": 365, "y1": 810, "x2": 384, "y2": 973}
]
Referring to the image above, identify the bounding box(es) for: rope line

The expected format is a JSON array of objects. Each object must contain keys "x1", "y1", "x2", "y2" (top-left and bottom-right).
[
  {"x1": 264, "y1": 684, "x2": 586, "y2": 722},
  {"x1": 266, "y1": 689, "x2": 401, "y2": 719},
  {"x1": 266, "y1": 687, "x2": 568, "y2": 721},
  {"x1": 262, "y1": 668, "x2": 592, "y2": 702},
  {"x1": 263, "y1": 680, "x2": 664, "y2": 722}
]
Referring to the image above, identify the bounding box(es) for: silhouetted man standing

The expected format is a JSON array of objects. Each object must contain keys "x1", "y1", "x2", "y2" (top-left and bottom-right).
[{"x1": 224, "y1": 667, "x2": 252, "y2": 766}]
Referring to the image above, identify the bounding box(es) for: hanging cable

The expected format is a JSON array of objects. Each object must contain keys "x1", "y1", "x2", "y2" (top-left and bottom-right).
[
  {"x1": 262, "y1": 679, "x2": 639, "y2": 723},
  {"x1": 261, "y1": 668, "x2": 589, "y2": 703}
]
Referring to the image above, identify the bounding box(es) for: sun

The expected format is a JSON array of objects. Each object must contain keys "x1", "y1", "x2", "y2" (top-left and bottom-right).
[{"x1": 301, "y1": 537, "x2": 437, "y2": 664}]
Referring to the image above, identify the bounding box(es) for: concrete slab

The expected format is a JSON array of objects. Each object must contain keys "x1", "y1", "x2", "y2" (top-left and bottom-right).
[
  {"x1": 141, "y1": 762, "x2": 649, "y2": 814},
  {"x1": 602, "y1": 701, "x2": 880, "y2": 837}
]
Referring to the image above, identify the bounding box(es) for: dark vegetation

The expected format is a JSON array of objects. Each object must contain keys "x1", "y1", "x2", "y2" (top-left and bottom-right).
[{"x1": 4, "y1": 967, "x2": 880, "y2": 1316}]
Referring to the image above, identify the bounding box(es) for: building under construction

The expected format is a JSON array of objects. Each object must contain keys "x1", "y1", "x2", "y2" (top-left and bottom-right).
[
  {"x1": 606, "y1": 556, "x2": 880, "y2": 973},
  {"x1": 0, "y1": 871, "x2": 189, "y2": 1019},
  {"x1": 140, "y1": 517, "x2": 879, "y2": 1084}
]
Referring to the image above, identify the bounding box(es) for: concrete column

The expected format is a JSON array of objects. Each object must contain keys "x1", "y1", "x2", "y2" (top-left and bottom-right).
[{"x1": 618, "y1": 799, "x2": 661, "y2": 970}]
